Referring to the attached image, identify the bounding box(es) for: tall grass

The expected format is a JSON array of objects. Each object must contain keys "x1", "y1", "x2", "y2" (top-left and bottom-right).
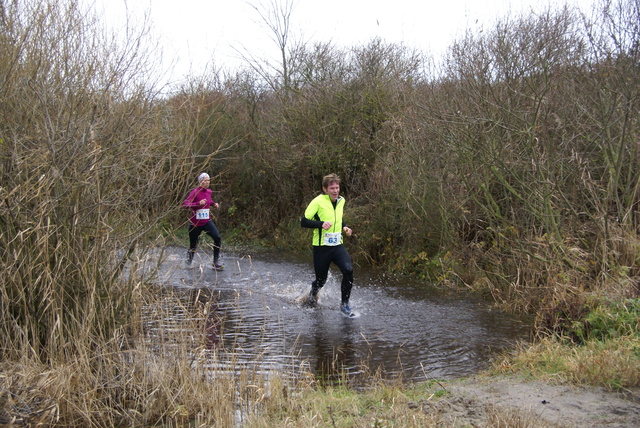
[
  {"x1": 0, "y1": 0, "x2": 226, "y2": 359},
  {"x1": 0, "y1": 1, "x2": 234, "y2": 424},
  {"x1": 0, "y1": 276, "x2": 299, "y2": 426}
]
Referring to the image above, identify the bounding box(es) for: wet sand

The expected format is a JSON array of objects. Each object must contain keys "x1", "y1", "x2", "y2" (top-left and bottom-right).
[{"x1": 422, "y1": 375, "x2": 640, "y2": 427}]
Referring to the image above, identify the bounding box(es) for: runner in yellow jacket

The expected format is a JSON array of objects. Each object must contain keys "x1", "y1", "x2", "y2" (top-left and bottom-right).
[{"x1": 301, "y1": 173, "x2": 355, "y2": 317}]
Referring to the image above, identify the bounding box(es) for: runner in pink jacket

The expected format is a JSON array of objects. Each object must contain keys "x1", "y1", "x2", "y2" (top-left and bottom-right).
[{"x1": 183, "y1": 172, "x2": 224, "y2": 270}]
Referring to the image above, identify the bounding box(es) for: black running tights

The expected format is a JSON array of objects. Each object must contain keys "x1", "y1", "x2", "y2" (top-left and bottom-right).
[
  {"x1": 188, "y1": 220, "x2": 221, "y2": 260},
  {"x1": 311, "y1": 244, "x2": 353, "y2": 304}
]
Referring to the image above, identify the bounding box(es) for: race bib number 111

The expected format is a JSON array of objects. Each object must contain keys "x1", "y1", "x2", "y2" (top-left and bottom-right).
[{"x1": 195, "y1": 209, "x2": 210, "y2": 220}]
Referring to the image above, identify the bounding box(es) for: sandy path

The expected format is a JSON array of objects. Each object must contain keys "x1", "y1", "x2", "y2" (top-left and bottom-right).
[{"x1": 421, "y1": 376, "x2": 640, "y2": 427}]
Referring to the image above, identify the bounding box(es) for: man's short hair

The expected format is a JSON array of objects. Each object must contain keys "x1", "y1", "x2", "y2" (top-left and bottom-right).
[{"x1": 322, "y1": 173, "x2": 341, "y2": 189}]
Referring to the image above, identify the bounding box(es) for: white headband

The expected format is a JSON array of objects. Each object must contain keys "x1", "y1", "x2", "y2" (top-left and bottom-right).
[{"x1": 198, "y1": 173, "x2": 210, "y2": 183}]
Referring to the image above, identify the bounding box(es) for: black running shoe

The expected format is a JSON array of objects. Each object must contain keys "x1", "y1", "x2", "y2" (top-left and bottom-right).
[{"x1": 307, "y1": 291, "x2": 318, "y2": 308}]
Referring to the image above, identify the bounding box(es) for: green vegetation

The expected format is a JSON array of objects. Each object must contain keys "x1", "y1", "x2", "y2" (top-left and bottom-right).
[
  {"x1": 243, "y1": 380, "x2": 448, "y2": 427},
  {"x1": 498, "y1": 298, "x2": 640, "y2": 390},
  {"x1": 1, "y1": 0, "x2": 639, "y2": 425},
  {"x1": 574, "y1": 298, "x2": 640, "y2": 344}
]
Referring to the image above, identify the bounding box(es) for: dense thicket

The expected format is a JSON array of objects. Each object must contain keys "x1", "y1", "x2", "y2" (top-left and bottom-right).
[
  {"x1": 0, "y1": 0, "x2": 213, "y2": 361},
  {"x1": 1, "y1": 0, "x2": 638, "y2": 365},
  {"x1": 204, "y1": 1, "x2": 639, "y2": 331}
]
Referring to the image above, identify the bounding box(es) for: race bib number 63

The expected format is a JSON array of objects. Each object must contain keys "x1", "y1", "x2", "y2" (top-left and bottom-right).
[{"x1": 323, "y1": 232, "x2": 341, "y2": 246}]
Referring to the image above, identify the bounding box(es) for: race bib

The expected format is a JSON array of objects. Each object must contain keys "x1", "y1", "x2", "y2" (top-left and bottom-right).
[
  {"x1": 195, "y1": 208, "x2": 210, "y2": 220},
  {"x1": 323, "y1": 232, "x2": 341, "y2": 246}
]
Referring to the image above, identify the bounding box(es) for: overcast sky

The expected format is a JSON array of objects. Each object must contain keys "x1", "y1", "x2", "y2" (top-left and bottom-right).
[{"x1": 91, "y1": 0, "x2": 597, "y2": 86}]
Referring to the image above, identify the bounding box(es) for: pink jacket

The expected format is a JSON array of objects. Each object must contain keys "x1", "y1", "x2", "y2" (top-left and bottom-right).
[{"x1": 183, "y1": 187, "x2": 215, "y2": 227}]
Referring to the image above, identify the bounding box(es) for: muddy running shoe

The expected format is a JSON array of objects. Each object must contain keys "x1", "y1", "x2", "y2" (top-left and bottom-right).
[
  {"x1": 213, "y1": 259, "x2": 224, "y2": 271},
  {"x1": 307, "y1": 291, "x2": 318, "y2": 308},
  {"x1": 186, "y1": 249, "x2": 195, "y2": 265},
  {"x1": 340, "y1": 303, "x2": 355, "y2": 318}
]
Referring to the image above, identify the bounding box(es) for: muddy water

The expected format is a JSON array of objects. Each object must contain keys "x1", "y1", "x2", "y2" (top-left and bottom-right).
[{"x1": 146, "y1": 246, "x2": 532, "y2": 384}]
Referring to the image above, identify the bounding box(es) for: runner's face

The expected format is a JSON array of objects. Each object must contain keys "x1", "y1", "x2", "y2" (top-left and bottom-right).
[
  {"x1": 200, "y1": 178, "x2": 210, "y2": 189},
  {"x1": 323, "y1": 182, "x2": 340, "y2": 201}
]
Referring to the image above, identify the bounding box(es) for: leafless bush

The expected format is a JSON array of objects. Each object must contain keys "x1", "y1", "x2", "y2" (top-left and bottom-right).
[
  {"x1": 0, "y1": 0, "x2": 202, "y2": 360},
  {"x1": 212, "y1": 2, "x2": 638, "y2": 322},
  {"x1": 386, "y1": 1, "x2": 640, "y2": 313}
]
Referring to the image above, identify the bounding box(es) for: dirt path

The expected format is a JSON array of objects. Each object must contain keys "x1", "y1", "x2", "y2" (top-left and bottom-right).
[{"x1": 422, "y1": 375, "x2": 640, "y2": 427}]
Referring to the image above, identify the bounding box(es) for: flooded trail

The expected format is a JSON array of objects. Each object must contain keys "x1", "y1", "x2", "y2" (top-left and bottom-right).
[{"x1": 145, "y1": 246, "x2": 532, "y2": 384}]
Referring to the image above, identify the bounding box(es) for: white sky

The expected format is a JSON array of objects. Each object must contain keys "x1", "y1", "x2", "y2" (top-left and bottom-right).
[{"x1": 91, "y1": 0, "x2": 597, "y2": 87}]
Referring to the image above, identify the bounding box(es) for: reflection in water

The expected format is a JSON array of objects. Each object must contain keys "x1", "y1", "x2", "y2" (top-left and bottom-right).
[
  {"x1": 141, "y1": 247, "x2": 532, "y2": 385},
  {"x1": 311, "y1": 310, "x2": 363, "y2": 385},
  {"x1": 188, "y1": 288, "x2": 222, "y2": 350}
]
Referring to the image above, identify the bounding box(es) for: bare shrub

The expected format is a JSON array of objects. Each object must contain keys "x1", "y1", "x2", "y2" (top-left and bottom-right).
[
  {"x1": 398, "y1": 2, "x2": 640, "y2": 317},
  {"x1": 0, "y1": 0, "x2": 199, "y2": 360}
]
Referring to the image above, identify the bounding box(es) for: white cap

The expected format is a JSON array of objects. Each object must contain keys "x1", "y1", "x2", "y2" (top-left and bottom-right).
[{"x1": 198, "y1": 172, "x2": 210, "y2": 183}]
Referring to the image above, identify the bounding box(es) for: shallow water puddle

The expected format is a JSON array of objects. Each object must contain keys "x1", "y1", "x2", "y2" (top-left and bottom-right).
[{"x1": 141, "y1": 246, "x2": 532, "y2": 384}]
